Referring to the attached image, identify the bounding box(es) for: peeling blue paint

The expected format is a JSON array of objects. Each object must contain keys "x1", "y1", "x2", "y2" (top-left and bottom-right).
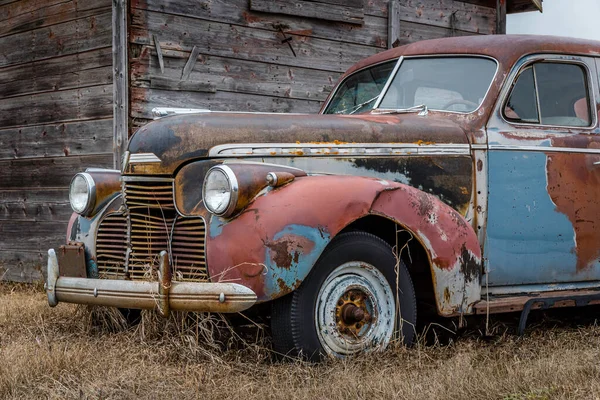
[
  {"x1": 485, "y1": 151, "x2": 590, "y2": 285},
  {"x1": 208, "y1": 215, "x2": 225, "y2": 238},
  {"x1": 263, "y1": 224, "x2": 331, "y2": 297}
]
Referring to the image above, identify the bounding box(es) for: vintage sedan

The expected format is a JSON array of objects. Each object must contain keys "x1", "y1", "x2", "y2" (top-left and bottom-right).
[{"x1": 47, "y1": 35, "x2": 600, "y2": 359}]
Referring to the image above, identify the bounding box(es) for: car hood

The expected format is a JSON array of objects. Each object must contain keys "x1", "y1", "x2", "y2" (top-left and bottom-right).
[{"x1": 125, "y1": 112, "x2": 469, "y2": 175}]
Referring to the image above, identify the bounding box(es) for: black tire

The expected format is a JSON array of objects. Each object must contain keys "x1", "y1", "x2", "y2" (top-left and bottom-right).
[{"x1": 271, "y1": 231, "x2": 417, "y2": 360}]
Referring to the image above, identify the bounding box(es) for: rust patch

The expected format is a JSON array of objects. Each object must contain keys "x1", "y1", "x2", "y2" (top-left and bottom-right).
[
  {"x1": 546, "y1": 140, "x2": 600, "y2": 271},
  {"x1": 266, "y1": 239, "x2": 294, "y2": 270},
  {"x1": 458, "y1": 243, "x2": 480, "y2": 282},
  {"x1": 477, "y1": 159, "x2": 483, "y2": 171}
]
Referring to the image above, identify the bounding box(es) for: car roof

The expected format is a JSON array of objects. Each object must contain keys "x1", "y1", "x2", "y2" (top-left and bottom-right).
[{"x1": 344, "y1": 34, "x2": 600, "y2": 77}]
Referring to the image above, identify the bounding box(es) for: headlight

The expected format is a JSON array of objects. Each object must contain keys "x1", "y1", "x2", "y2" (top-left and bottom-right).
[
  {"x1": 69, "y1": 173, "x2": 96, "y2": 215},
  {"x1": 202, "y1": 165, "x2": 238, "y2": 217}
]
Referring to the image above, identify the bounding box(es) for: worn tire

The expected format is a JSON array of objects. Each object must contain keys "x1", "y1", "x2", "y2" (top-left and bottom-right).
[{"x1": 271, "y1": 231, "x2": 417, "y2": 360}]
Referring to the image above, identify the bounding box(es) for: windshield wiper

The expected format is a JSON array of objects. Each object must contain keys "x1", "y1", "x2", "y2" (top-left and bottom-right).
[
  {"x1": 371, "y1": 104, "x2": 428, "y2": 116},
  {"x1": 336, "y1": 95, "x2": 380, "y2": 115}
]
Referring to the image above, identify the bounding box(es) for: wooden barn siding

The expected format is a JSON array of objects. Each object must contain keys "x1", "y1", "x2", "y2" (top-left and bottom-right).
[
  {"x1": 128, "y1": 0, "x2": 495, "y2": 128},
  {"x1": 0, "y1": 0, "x2": 113, "y2": 282}
]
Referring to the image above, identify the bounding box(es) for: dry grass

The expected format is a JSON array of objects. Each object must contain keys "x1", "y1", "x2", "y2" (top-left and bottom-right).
[{"x1": 1, "y1": 282, "x2": 600, "y2": 400}]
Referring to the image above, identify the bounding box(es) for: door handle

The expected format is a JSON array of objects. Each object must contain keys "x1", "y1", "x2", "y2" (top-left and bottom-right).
[{"x1": 595, "y1": 161, "x2": 600, "y2": 165}]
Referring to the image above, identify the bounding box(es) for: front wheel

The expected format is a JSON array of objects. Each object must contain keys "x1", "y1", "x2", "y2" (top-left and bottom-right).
[{"x1": 271, "y1": 232, "x2": 417, "y2": 360}]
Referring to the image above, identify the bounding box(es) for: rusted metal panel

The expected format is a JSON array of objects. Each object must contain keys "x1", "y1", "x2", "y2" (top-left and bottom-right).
[
  {"x1": 126, "y1": 112, "x2": 470, "y2": 175},
  {"x1": 205, "y1": 175, "x2": 481, "y2": 316}
]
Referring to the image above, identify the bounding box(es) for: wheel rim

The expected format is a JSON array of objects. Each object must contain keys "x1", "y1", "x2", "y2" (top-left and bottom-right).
[{"x1": 315, "y1": 261, "x2": 396, "y2": 357}]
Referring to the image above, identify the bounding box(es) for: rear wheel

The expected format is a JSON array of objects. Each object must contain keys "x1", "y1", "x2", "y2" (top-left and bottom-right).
[{"x1": 271, "y1": 231, "x2": 417, "y2": 360}]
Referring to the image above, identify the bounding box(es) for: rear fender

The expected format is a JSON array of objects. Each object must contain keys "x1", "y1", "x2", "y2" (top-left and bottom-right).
[{"x1": 206, "y1": 175, "x2": 482, "y2": 316}]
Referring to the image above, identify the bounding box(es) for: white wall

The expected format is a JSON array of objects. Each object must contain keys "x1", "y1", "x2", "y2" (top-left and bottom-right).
[{"x1": 507, "y1": 0, "x2": 600, "y2": 41}]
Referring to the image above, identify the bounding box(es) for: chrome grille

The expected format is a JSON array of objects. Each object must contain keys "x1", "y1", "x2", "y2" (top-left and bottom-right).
[
  {"x1": 96, "y1": 213, "x2": 127, "y2": 278},
  {"x1": 124, "y1": 181, "x2": 175, "y2": 210},
  {"x1": 172, "y1": 217, "x2": 207, "y2": 281},
  {"x1": 95, "y1": 179, "x2": 208, "y2": 282}
]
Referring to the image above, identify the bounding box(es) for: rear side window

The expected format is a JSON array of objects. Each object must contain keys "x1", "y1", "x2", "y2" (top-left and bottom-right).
[{"x1": 504, "y1": 62, "x2": 592, "y2": 127}]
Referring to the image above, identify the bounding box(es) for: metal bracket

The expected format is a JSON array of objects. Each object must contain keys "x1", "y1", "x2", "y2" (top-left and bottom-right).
[{"x1": 518, "y1": 292, "x2": 600, "y2": 335}]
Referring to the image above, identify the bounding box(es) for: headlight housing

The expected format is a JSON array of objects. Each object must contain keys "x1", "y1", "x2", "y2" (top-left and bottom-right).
[
  {"x1": 202, "y1": 165, "x2": 238, "y2": 217},
  {"x1": 69, "y1": 173, "x2": 96, "y2": 216}
]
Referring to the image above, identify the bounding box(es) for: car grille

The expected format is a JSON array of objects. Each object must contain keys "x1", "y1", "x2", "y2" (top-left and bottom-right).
[{"x1": 95, "y1": 179, "x2": 208, "y2": 282}]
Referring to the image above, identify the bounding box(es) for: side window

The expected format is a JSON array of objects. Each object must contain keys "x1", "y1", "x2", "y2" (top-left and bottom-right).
[
  {"x1": 504, "y1": 61, "x2": 592, "y2": 127},
  {"x1": 324, "y1": 61, "x2": 396, "y2": 114}
]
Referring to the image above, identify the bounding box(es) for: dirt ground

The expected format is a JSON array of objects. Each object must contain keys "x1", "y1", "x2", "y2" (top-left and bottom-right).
[{"x1": 1, "y1": 282, "x2": 599, "y2": 400}]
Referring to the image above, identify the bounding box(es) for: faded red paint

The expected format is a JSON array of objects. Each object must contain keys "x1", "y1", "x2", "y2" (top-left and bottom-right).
[{"x1": 207, "y1": 175, "x2": 481, "y2": 308}]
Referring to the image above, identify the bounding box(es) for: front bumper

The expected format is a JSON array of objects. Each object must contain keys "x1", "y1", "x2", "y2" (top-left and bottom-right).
[{"x1": 46, "y1": 249, "x2": 257, "y2": 315}]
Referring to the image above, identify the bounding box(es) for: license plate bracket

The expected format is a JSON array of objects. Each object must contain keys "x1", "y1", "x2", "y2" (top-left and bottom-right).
[{"x1": 57, "y1": 242, "x2": 87, "y2": 278}]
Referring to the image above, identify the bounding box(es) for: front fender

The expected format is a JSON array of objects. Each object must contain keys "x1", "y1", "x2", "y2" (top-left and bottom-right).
[{"x1": 206, "y1": 175, "x2": 482, "y2": 316}]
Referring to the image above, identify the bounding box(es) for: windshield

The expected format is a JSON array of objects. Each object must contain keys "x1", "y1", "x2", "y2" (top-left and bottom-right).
[
  {"x1": 377, "y1": 57, "x2": 497, "y2": 113},
  {"x1": 323, "y1": 61, "x2": 396, "y2": 114}
]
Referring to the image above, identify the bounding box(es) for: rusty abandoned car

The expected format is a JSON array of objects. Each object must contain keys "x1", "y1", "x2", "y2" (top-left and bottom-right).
[{"x1": 46, "y1": 35, "x2": 600, "y2": 359}]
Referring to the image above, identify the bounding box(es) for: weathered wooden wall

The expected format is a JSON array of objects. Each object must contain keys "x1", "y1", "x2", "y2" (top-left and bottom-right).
[
  {"x1": 0, "y1": 0, "x2": 114, "y2": 282},
  {"x1": 128, "y1": 0, "x2": 496, "y2": 129}
]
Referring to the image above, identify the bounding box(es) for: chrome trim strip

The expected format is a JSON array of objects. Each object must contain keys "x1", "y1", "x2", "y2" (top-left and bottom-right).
[
  {"x1": 85, "y1": 168, "x2": 121, "y2": 173},
  {"x1": 489, "y1": 145, "x2": 600, "y2": 154},
  {"x1": 482, "y1": 281, "x2": 600, "y2": 296},
  {"x1": 129, "y1": 153, "x2": 162, "y2": 163},
  {"x1": 209, "y1": 143, "x2": 471, "y2": 157},
  {"x1": 470, "y1": 144, "x2": 488, "y2": 150},
  {"x1": 372, "y1": 56, "x2": 403, "y2": 110},
  {"x1": 152, "y1": 106, "x2": 310, "y2": 119},
  {"x1": 121, "y1": 176, "x2": 174, "y2": 182}
]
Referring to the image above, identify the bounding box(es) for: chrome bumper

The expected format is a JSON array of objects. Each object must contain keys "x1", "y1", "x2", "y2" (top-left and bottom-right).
[{"x1": 46, "y1": 249, "x2": 257, "y2": 315}]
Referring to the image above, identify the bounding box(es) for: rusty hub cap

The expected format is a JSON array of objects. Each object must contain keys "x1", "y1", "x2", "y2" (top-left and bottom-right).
[
  {"x1": 335, "y1": 289, "x2": 372, "y2": 337},
  {"x1": 316, "y1": 261, "x2": 396, "y2": 357}
]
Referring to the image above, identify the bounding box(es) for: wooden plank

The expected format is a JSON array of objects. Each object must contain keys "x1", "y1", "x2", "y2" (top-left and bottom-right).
[
  {"x1": 398, "y1": 20, "x2": 480, "y2": 45},
  {"x1": 0, "y1": 250, "x2": 46, "y2": 283},
  {"x1": 150, "y1": 77, "x2": 216, "y2": 92},
  {"x1": 388, "y1": 0, "x2": 401, "y2": 49},
  {"x1": 306, "y1": 0, "x2": 364, "y2": 8},
  {"x1": 398, "y1": 0, "x2": 496, "y2": 34},
  {"x1": 181, "y1": 45, "x2": 200, "y2": 80},
  {"x1": 130, "y1": 87, "x2": 321, "y2": 120},
  {"x1": 0, "y1": 221, "x2": 67, "y2": 251},
  {"x1": 0, "y1": 200, "x2": 72, "y2": 222},
  {"x1": 0, "y1": 65, "x2": 112, "y2": 99},
  {"x1": 0, "y1": 118, "x2": 113, "y2": 160},
  {"x1": 249, "y1": 0, "x2": 364, "y2": 25},
  {"x1": 0, "y1": 11, "x2": 112, "y2": 68},
  {"x1": 0, "y1": 2, "x2": 111, "y2": 38},
  {"x1": 131, "y1": 46, "x2": 338, "y2": 102},
  {"x1": 0, "y1": 0, "x2": 71, "y2": 22},
  {"x1": 0, "y1": 47, "x2": 113, "y2": 99},
  {"x1": 131, "y1": 0, "x2": 388, "y2": 48},
  {"x1": 0, "y1": 154, "x2": 113, "y2": 189},
  {"x1": 0, "y1": 84, "x2": 113, "y2": 129},
  {"x1": 496, "y1": 0, "x2": 507, "y2": 34},
  {"x1": 130, "y1": 9, "x2": 379, "y2": 73},
  {"x1": 113, "y1": 0, "x2": 129, "y2": 169}
]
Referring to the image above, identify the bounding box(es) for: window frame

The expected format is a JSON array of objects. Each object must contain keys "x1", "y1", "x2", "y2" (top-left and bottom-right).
[
  {"x1": 500, "y1": 55, "x2": 597, "y2": 130},
  {"x1": 321, "y1": 59, "x2": 399, "y2": 115}
]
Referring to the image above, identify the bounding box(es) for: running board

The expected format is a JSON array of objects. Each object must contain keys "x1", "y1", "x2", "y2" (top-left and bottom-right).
[{"x1": 473, "y1": 289, "x2": 600, "y2": 335}]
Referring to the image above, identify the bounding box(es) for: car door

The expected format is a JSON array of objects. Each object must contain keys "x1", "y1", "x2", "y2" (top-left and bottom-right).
[{"x1": 485, "y1": 54, "x2": 600, "y2": 290}]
